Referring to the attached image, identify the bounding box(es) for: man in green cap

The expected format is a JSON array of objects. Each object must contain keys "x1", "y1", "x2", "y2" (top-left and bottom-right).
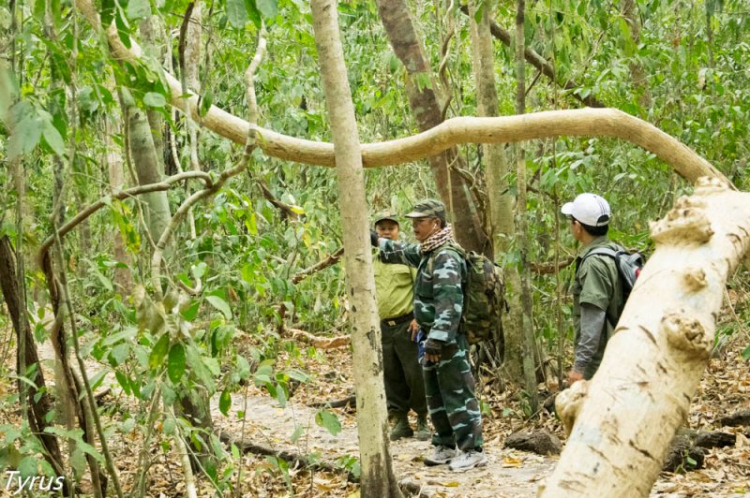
[
  {"x1": 370, "y1": 199, "x2": 486, "y2": 472},
  {"x1": 372, "y1": 212, "x2": 430, "y2": 441}
]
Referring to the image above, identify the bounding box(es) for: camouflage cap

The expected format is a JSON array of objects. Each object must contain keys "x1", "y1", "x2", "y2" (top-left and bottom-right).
[
  {"x1": 404, "y1": 199, "x2": 446, "y2": 221},
  {"x1": 373, "y1": 211, "x2": 399, "y2": 226}
]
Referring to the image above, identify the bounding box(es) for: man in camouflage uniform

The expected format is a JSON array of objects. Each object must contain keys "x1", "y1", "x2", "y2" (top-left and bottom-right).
[
  {"x1": 562, "y1": 193, "x2": 626, "y2": 383},
  {"x1": 372, "y1": 212, "x2": 429, "y2": 441},
  {"x1": 370, "y1": 199, "x2": 486, "y2": 472}
]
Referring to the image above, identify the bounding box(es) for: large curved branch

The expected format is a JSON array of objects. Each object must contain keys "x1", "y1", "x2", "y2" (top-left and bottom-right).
[{"x1": 76, "y1": 0, "x2": 730, "y2": 187}]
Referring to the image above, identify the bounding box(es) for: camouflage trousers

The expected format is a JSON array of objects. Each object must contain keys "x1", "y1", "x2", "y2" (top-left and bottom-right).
[{"x1": 422, "y1": 340, "x2": 483, "y2": 451}]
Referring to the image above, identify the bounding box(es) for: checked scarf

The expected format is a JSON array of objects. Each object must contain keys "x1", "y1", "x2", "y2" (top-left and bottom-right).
[{"x1": 420, "y1": 225, "x2": 454, "y2": 254}]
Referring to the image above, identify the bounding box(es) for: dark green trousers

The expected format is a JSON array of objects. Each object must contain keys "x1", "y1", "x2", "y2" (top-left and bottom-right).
[
  {"x1": 422, "y1": 338, "x2": 483, "y2": 451},
  {"x1": 381, "y1": 319, "x2": 427, "y2": 416}
]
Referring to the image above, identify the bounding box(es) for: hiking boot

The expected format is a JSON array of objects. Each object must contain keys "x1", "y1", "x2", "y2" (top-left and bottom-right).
[
  {"x1": 423, "y1": 445, "x2": 456, "y2": 466},
  {"x1": 448, "y1": 450, "x2": 488, "y2": 472},
  {"x1": 415, "y1": 414, "x2": 430, "y2": 441},
  {"x1": 389, "y1": 412, "x2": 413, "y2": 441}
]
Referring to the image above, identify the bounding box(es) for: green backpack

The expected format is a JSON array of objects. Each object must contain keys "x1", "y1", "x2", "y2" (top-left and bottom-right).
[{"x1": 433, "y1": 244, "x2": 506, "y2": 345}]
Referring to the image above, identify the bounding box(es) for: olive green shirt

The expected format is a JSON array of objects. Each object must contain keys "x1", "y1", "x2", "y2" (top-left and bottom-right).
[
  {"x1": 374, "y1": 258, "x2": 416, "y2": 320},
  {"x1": 571, "y1": 235, "x2": 625, "y2": 378}
]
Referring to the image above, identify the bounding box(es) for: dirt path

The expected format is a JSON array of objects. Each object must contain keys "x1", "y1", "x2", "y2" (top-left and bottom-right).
[{"x1": 212, "y1": 393, "x2": 555, "y2": 497}]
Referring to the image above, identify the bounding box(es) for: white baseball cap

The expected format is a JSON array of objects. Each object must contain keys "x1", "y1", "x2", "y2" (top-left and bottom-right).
[{"x1": 561, "y1": 193, "x2": 611, "y2": 227}]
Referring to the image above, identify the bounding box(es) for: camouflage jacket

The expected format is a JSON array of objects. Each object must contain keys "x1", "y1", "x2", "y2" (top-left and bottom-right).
[{"x1": 378, "y1": 239, "x2": 466, "y2": 344}]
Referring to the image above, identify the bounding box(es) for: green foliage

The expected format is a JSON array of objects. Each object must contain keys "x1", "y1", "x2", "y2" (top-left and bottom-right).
[{"x1": 2, "y1": 0, "x2": 749, "y2": 492}]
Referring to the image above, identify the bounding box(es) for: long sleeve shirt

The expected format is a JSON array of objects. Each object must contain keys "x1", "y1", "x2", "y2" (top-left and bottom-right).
[{"x1": 378, "y1": 238, "x2": 466, "y2": 344}]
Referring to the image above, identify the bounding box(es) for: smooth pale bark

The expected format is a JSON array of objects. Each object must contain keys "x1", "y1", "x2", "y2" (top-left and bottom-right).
[
  {"x1": 468, "y1": 0, "x2": 513, "y2": 251},
  {"x1": 310, "y1": 0, "x2": 401, "y2": 495},
  {"x1": 622, "y1": 0, "x2": 652, "y2": 109},
  {"x1": 72, "y1": 0, "x2": 730, "y2": 186},
  {"x1": 139, "y1": 15, "x2": 168, "y2": 174},
  {"x1": 127, "y1": 106, "x2": 172, "y2": 241},
  {"x1": 513, "y1": 0, "x2": 539, "y2": 413},
  {"x1": 545, "y1": 178, "x2": 750, "y2": 496},
  {"x1": 374, "y1": 0, "x2": 486, "y2": 254},
  {"x1": 105, "y1": 110, "x2": 133, "y2": 294},
  {"x1": 468, "y1": 0, "x2": 511, "y2": 365}
]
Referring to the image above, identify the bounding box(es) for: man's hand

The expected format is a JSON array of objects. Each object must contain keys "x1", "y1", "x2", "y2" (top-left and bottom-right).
[
  {"x1": 424, "y1": 338, "x2": 444, "y2": 363},
  {"x1": 568, "y1": 369, "x2": 584, "y2": 385},
  {"x1": 370, "y1": 230, "x2": 379, "y2": 247},
  {"x1": 408, "y1": 319, "x2": 419, "y2": 341}
]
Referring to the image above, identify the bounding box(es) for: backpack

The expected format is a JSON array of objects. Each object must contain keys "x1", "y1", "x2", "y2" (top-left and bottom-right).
[
  {"x1": 579, "y1": 246, "x2": 645, "y2": 301},
  {"x1": 431, "y1": 244, "x2": 506, "y2": 345}
]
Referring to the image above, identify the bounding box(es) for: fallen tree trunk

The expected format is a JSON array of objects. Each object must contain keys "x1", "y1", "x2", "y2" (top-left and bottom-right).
[{"x1": 546, "y1": 178, "x2": 750, "y2": 496}]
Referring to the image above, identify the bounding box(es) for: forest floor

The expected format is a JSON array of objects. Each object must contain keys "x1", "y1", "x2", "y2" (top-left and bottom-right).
[{"x1": 1, "y1": 302, "x2": 749, "y2": 497}]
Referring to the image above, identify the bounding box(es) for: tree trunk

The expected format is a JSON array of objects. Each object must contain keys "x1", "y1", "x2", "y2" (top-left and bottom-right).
[
  {"x1": 374, "y1": 0, "x2": 488, "y2": 255},
  {"x1": 106, "y1": 110, "x2": 134, "y2": 294},
  {"x1": 127, "y1": 105, "x2": 172, "y2": 241},
  {"x1": 0, "y1": 236, "x2": 66, "y2": 484},
  {"x1": 622, "y1": 0, "x2": 652, "y2": 109},
  {"x1": 545, "y1": 179, "x2": 750, "y2": 496},
  {"x1": 467, "y1": 0, "x2": 511, "y2": 366},
  {"x1": 310, "y1": 0, "x2": 402, "y2": 495},
  {"x1": 513, "y1": 0, "x2": 539, "y2": 413},
  {"x1": 139, "y1": 15, "x2": 168, "y2": 175}
]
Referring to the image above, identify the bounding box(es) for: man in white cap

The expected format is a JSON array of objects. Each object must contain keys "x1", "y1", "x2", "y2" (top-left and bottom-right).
[{"x1": 561, "y1": 193, "x2": 625, "y2": 384}]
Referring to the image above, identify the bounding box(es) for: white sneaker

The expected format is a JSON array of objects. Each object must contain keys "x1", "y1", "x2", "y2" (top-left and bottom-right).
[
  {"x1": 423, "y1": 445, "x2": 457, "y2": 466},
  {"x1": 448, "y1": 450, "x2": 488, "y2": 472}
]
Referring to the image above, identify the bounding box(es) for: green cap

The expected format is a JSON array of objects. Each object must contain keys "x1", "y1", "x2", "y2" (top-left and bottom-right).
[
  {"x1": 373, "y1": 212, "x2": 399, "y2": 226},
  {"x1": 404, "y1": 199, "x2": 446, "y2": 221}
]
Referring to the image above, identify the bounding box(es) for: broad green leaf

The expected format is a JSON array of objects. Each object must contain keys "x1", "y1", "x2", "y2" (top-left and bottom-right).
[
  {"x1": 315, "y1": 409, "x2": 341, "y2": 436},
  {"x1": 149, "y1": 334, "x2": 170, "y2": 370},
  {"x1": 198, "y1": 90, "x2": 213, "y2": 117},
  {"x1": 192, "y1": 261, "x2": 208, "y2": 279},
  {"x1": 168, "y1": 343, "x2": 186, "y2": 383},
  {"x1": 8, "y1": 102, "x2": 43, "y2": 159},
  {"x1": 742, "y1": 344, "x2": 750, "y2": 361},
  {"x1": 42, "y1": 118, "x2": 66, "y2": 157},
  {"x1": 143, "y1": 92, "x2": 166, "y2": 108},
  {"x1": 236, "y1": 354, "x2": 251, "y2": 380},
  {"x1": 219, "y1": 388, "x2": 231, "y2": 416},
  {"x1": 180, "y1": 300, "x2": 200, "y2": 321},
  {"x1": 19, "y1": 456, "x2": 38, "y2": 478},
  {"x1": 115, "y1": 371, "x2": 131, "y2": 395},
  {"x1": 255, "y1": 0, "x2": 277, "y2": 18},
  {"x1": 127, "y1": 0, "x2": 151, "y2": 20},
  {"x1": 226, "y1": 0, "x2": 247, "y2": 28},
  {"x1": 286, "y1": 369, "x2": 309, "y2": 383},
  {"x1": 245, "y1": 0, "x2": 262, "y2": 27},
  {"x1": 206, "y1": 295, "x2": 232, "y2": 319}
]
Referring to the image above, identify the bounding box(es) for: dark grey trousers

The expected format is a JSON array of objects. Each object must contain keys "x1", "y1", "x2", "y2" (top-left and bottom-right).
[{"x1": 381, "y1": 319, "x2": 427, "y2": 416}]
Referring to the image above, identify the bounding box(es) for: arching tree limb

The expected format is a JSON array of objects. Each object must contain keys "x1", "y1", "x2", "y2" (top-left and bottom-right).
[
  {"x1": 74, "y1": 0, "x2": 728, "y2": 188},
  {"x1": 545, "y1": 178, "x2": 750, "y2": 497},
  {"x1": 75, "y1": 0, "x2": 723, "y2": 182}
]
